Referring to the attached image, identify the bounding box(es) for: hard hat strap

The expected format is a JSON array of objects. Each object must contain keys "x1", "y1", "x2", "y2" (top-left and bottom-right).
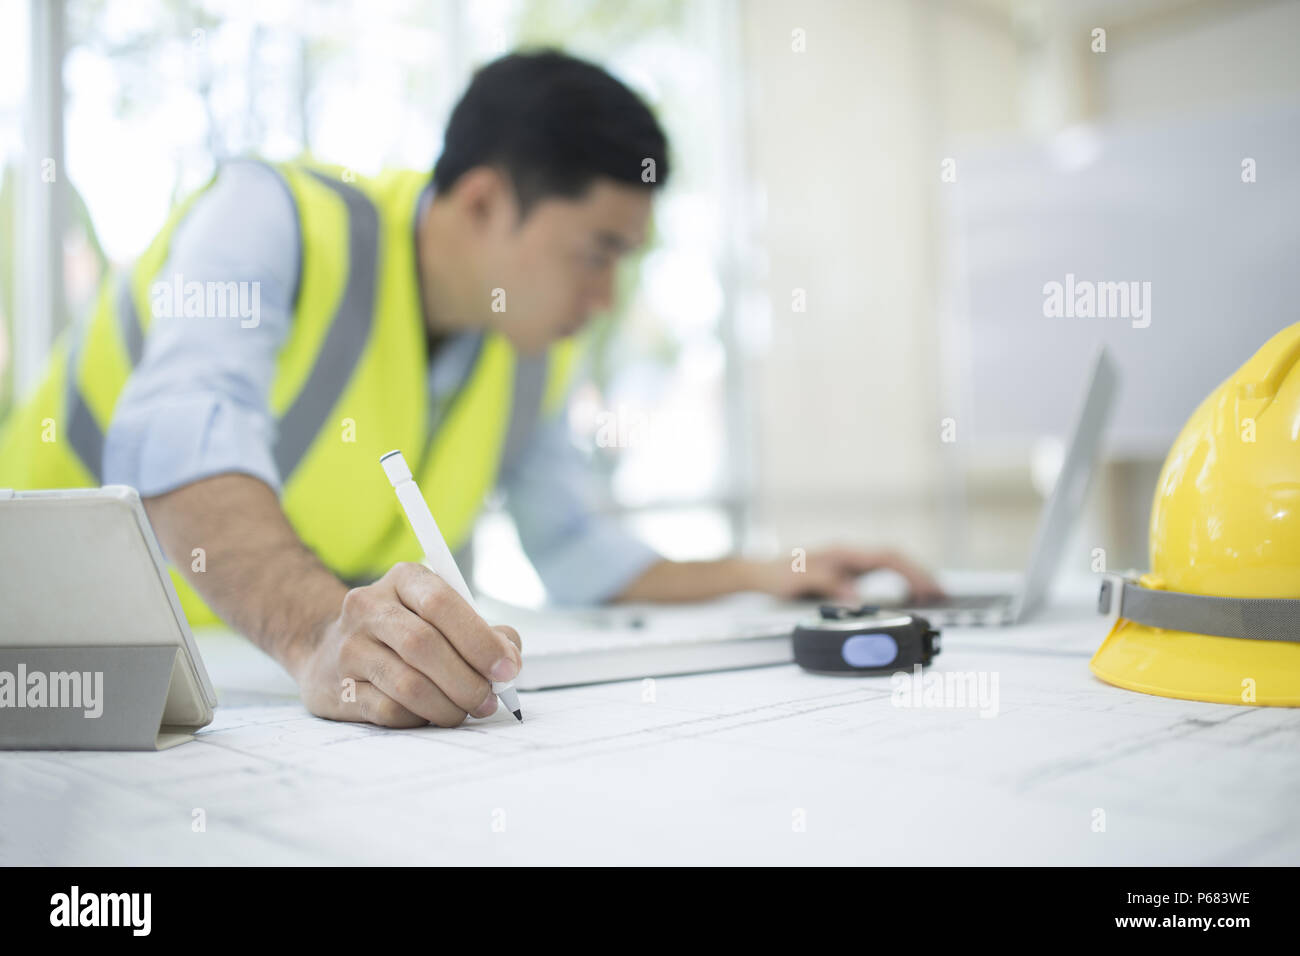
[{"x1": 1098, "y1": 578, "x2": 1300, "y2": 643}]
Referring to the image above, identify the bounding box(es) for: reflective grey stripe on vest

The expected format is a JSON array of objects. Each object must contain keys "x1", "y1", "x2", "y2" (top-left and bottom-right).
[
  {"x1": 64, "y1": 334, "x2": 103, "y2": 483},
  {"x1": 272, "y1": 170, "x2": 380, "y2": 480},
  {"x1": 64, "y1": 276, "x2": 144, "y2": 482},
  {"x1": 499, "y1": 353, "x2": 549, "y2": 477},
  {"x1": 116, "y1": 275, "x2": 144, "y2": 366},
  {"x1": 1102, "y1": 578, "x2": 1300, "y2": 642}
]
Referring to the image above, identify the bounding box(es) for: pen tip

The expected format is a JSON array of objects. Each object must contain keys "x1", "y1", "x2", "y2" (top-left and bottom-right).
[{"x1": 512, "y1": 709, "x2": 523, "y2": 722}]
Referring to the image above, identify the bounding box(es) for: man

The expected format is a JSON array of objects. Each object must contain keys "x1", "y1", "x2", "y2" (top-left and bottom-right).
[{"x1": 0, "y1": 51, "x2": 940, "y2": 729}]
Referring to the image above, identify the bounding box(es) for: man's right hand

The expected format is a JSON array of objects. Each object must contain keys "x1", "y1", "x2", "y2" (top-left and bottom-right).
[
  {"x1": 142, "y1": 475, "x2": 522, "y2": 731},
  {"x1": 289, "y1": 562, "x2": 522, "y2": 728}
]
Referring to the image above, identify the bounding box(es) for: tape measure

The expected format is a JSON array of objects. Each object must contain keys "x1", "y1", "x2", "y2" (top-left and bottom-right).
[{"x1": 792, "y1": 604, "x2": 941, "y2": 675}]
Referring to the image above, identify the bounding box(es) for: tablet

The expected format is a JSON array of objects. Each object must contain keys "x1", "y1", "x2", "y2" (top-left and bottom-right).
[{"x1": 0, "y1": 485, "x2": 216, "y2": 748}]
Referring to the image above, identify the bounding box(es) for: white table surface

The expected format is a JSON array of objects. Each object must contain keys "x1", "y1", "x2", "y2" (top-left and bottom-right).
[{"x1": 3, "y1": 586, "x2": 1298, "y2": 866}]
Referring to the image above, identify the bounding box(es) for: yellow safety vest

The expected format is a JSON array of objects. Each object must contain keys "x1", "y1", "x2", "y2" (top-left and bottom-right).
[{"x1": 0, "y1": 160, "x2": 579, "y2": 627}]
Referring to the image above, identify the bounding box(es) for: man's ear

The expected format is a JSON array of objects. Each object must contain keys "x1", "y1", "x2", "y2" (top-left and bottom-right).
[{"x1": 451, "y1": 166, "x2": 516, "y2": 232}]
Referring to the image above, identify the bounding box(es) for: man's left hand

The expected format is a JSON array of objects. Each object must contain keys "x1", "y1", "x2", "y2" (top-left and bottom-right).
[{"x1": 755, "y1": 546, "x2": 945, "y2": 603}]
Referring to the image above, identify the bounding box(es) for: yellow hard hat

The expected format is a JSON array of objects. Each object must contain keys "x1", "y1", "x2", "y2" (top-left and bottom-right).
[{"x1": 1090, "y1": 322, "x2": 1300, "y2": 706}]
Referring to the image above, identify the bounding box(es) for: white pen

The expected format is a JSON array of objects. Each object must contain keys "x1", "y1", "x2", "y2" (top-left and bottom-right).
[{"x1": 379, "y1": 449, "x2": 523, "y2": 722}]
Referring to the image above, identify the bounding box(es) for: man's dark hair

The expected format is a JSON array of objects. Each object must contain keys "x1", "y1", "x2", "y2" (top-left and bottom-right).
[{"x1": 432, "y1": 49, "x2": 670, "y2": 216}]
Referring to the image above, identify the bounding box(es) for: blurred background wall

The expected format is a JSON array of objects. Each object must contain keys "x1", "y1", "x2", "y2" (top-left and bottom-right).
[
  {"x1": 2, "y1": 0, "x2": 1297, "y2": 605},
  {"x1": 741, "y1": 0, "x2": 1300, "y2": 588}
]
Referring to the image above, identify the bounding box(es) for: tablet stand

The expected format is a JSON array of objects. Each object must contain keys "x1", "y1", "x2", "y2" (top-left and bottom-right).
[{"x1": 0, "y1": 645, "x2": 210, "y2": 750}]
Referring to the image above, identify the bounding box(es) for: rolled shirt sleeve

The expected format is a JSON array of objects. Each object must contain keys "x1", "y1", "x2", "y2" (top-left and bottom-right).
[
  {"x1": 500, "y1": 415, "x2": 663, "y2": 606},
  {"x1": 102, "y1": 161, "x2": 298, "y2": 496}
]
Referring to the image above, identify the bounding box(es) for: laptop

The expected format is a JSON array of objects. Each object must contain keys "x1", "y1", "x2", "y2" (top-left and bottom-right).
[{"x1": 874, "y1": 345, "x2": 1119, "y2": 626}]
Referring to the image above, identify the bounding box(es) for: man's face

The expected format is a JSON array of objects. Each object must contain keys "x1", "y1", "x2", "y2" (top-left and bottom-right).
[{"x1": 479, "y1": 178, "x2": 652, "y2": 355}]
